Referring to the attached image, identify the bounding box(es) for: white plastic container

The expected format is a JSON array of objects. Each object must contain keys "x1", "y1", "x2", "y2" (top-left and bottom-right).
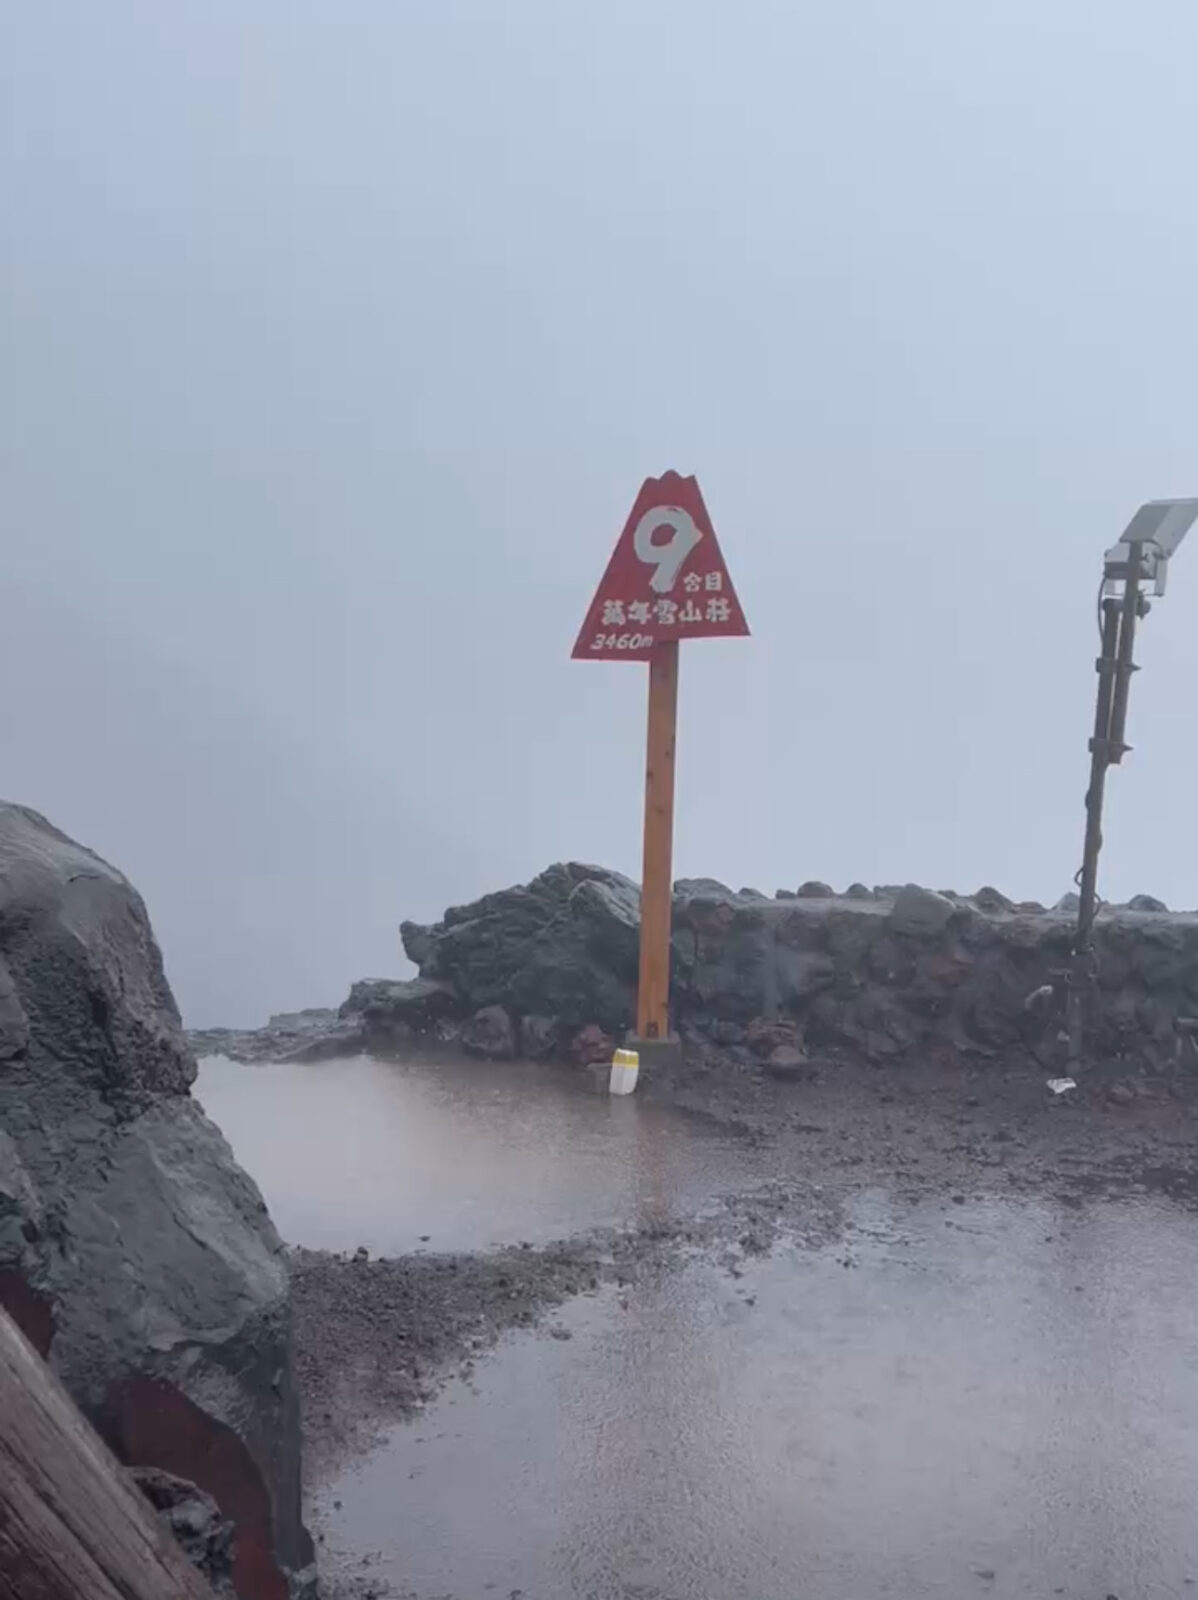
[{"x1": 608, "y1": 1047, "x2": 640, "y2": 1096}]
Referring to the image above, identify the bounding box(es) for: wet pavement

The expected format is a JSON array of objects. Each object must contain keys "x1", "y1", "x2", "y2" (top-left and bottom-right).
[
  {"x1": 195, "y1": 1052, "x2": 774, "y2": 1254},
  {"x1": 198, "y1": 1054, "x2": 1198, "y2": 1600}
]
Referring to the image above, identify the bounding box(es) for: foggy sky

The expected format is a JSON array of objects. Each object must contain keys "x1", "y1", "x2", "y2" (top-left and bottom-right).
[{"x1": 3, "y1": 2, "x2": 1197, "y2": 1027}]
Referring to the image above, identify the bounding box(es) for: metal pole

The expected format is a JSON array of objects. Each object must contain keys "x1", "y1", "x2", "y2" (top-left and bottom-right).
[
  {"x1": 1065, "y1": 596, "x2": 1122, "y2": 1068},
  {"x1": 1107, "y1": 544, "x2": 1145, "y2": 763}
]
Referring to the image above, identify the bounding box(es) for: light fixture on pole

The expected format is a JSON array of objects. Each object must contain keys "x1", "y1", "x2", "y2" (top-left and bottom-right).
[{"x1": 1064, "y1": 498, "x2": 1198, "y2": 1071}]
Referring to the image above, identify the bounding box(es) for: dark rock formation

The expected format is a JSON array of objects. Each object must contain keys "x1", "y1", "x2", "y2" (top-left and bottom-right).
[
  {"x1": 673, "y1": 877, "x2": 735, "y2": 901},
  {"x1": 461, "y1": 1004, "x2": 517, "y2": 1060},
  {"x1": 764, "y1": 1044, "x2": 811, "y2": 1080},
  {"x1": 520, "y1": 1014, "x2": 561, "y2": 1060},
  {"x1": 361, "y1": 860, "x2": 1198, "y2": 1076},
  {"x1": 570, "y1": 1023, "x2": 615, "y2": 1065},
  {"x1": 889, "y1": 883, "x2": 956, "y2": 936},
  {"x1": 191, "y1": 1007, "x2": 364, "y2": 1065},
  {"x1": 340, "y1": 975, "x2": 463, "y2": 1047},
  {"x1": 745, "y1": 1018, "x2": 802, "y2": 1057},
  {"x1": 132, "y1": 1466, "x2": 236, "y2": 1596},
  {"x1": 0, "y1": 803, "x2": 314, "y2": 1600},
  {"x1": 393, "y1": 864, "x2": 640, "y2": 1035},
  {"x1": 973, "y1": 885, "x2": 1012, "y2": 913}
]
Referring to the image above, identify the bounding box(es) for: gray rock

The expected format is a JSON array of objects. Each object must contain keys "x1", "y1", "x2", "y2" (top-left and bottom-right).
[
  {"x1": 279, "y1": 1021, "x2": 367, "y2": 1062},
  {"x1": 462, "y1": 1004, "x2": 517, "y2": 1060},
  {"x1": 672, "y1": 894, "x2": 837, "y2": 1022},
  {"x1": 797, "y1": 881, "x2": 835, "y2": 899},
  {"x1": 0, "y1": 954, "x2": 29, "y2": 1060},
  {"x1": 845, "y1": 883, "x2": 874, "y2": 900},
  {"x1": 709, "y1": 1019, "x2": 747, "y2": 1047},
  {"x1": 0, "y1": 1127, "x2": 41, "y2": 1251},
  {"x1": 570, "y1": 1023, "x2": 614, "y2": 1066},
  {"x1": 520, "y1": 1014, "x2": 560, "y2": 1060},
  {"x1": 395, "y1": 863, "x2": 640, "y2": 1033},
  {"x1": 1128, "y1": 894, "x2": 1169, "y2": 913},
  {"x1": 889, "y1": 884, "x2": 957, "y2": 936},
  {"x1": 0, "y1": 802, "x2": 312, "y2": 1599},
  {"x1": 400, "y1": 918, "x2": 435, "y2": 967},
  {"x1": 265, "y1": 1006, "x2": 337, "y2": 1032},
  {"x1": 1054, "y1": 892, "x2": 1081, "y2": 914},
  {"x1": 190, "y1": 1008, "x2": 365, "y2": 1065},
  {"x1": 132, "y1": 1467, "x2": 236, "y2": 1596},
  {"x1": 674, "y1": 877, "x2": 735, "y2": 901},
  {"x1": 773, "y1": 888, "x2": 797, "y2": 900},
  {"x1": 973, "y1": 886, "x2": 1012, "y2": 913},
  {"x1": 746, "y1": 1017, "x2": 802, "y2": 1057},
  {"x1": 764, "y1": 1044, "x2": 809, "y2": 1079},
  {"x1": 341, "y1": 975, "x2": 463, "y2": 1032}
]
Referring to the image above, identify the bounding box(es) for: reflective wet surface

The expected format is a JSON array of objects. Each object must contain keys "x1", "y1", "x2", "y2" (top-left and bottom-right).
[
  {"x1": 196, "y1": 1053, "x2": 772, "y2": 1254},
  {"x1": 197, "y1": 1054, "x2": 1198, "y2": 1599},
  {"x1": 318, "y1": 1191, "x2": 1198, "y2": 1600}
]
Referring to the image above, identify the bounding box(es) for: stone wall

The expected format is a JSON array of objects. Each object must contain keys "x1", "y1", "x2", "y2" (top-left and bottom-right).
[{"x1": 344, "y1": 863, "x2": 1198, "y2": 1075}]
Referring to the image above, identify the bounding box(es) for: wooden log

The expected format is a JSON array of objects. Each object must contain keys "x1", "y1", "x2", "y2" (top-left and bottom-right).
[{"x1": 0, "y1": 1303, "x2": 216, "y2": 1600}]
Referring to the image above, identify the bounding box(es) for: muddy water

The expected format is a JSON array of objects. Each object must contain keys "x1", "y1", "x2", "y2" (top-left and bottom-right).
[
  {"x1": 318, "y1": 1191, "x2": 1198, "y2": 1600},
  {"x1": 198, "y1": 1055, "x2": 1198, "y2": 1599},
  {"x1": 195, "y1": 1053, "x2": 773, "y2": 1254}
]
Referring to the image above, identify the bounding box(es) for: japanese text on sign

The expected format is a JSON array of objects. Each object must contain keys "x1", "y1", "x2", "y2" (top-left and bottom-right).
[{"x1": 572, "y1": 472, "x2": 749, "y2": 662}]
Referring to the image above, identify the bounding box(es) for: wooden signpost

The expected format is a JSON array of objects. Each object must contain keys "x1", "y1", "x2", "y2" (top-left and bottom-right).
[{"x1": 572, "y1": 472, "x2": 750, "y2": 1060}]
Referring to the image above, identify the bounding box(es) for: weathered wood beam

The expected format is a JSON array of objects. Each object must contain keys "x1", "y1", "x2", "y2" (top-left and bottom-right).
[{"x1": 0, "y1": 1303, "x2": 215, "y2": 1599}]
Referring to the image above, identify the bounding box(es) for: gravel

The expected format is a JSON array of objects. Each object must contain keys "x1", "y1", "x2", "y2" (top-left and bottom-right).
[{"x1": 280, "y1": 1048, "x2": 1198, "y2": 1597}]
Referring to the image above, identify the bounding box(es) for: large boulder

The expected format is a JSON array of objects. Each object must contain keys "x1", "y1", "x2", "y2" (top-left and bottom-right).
[
  {"x1": 400, "y1": 863, "x2": 640, "y2": 1033},
  {"x1": 0, "y1": 803, "x2": 313, "y2": 1600}
]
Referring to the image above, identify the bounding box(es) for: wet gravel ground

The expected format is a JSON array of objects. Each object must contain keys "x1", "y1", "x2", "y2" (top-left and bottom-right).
[
  {"x1": 292, "y1": 1173, "x2": 842, "y2": 1485},
  {"x1": 292, "y1": 1051, "x2": 1198, "y2": 1523}
]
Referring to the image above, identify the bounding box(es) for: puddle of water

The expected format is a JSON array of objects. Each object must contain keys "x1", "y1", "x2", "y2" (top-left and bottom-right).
[
  {"x1": 195, "y1": 1053, "x2": 772, "y2": 1254},
  {"x1": 318, "y1": 1192, "x2": 1198, "y2": 1600}
]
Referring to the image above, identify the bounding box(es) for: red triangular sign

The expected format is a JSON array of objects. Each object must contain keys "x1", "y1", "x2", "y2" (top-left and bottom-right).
[{"x1": 572, "y1": 472, "x2": 750, "y2": 661}]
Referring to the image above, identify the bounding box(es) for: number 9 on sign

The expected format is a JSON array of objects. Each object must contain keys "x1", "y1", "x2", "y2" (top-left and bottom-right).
[{"x1": 632, "y1": 505, "x2": 703, "y2": 593}]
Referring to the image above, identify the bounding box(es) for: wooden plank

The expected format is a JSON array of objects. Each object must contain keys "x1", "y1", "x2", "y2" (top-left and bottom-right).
[
  {"x1": 636, "y1": 641, "x2": 680, "y2": 1039},
  {"x1": 0, "y1": 1303, "x2": 216, "y2": 1600}
]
